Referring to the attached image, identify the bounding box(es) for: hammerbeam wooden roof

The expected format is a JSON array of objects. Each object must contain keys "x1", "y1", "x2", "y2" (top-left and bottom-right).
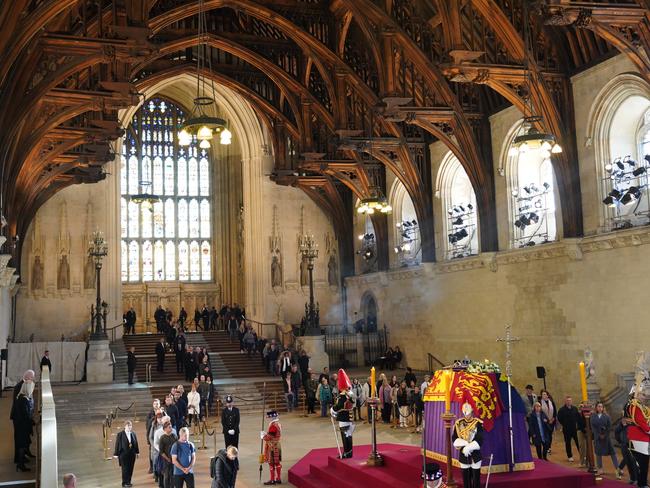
[{"x1": 1, "y1": 0, "x2": 649, "y2": 274}]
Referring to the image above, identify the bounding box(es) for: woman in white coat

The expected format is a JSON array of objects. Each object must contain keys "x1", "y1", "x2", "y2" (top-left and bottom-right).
[{"x1": 187, "y1": 383, "x2": 201, "y2": 426}]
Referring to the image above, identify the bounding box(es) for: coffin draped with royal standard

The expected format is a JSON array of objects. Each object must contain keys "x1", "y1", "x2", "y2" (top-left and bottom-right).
[{"x1": 424, "y1": 365, "x2": 534, "y2": 473}]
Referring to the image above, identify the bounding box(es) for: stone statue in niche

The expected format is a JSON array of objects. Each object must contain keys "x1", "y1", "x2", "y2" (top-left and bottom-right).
[
  {"x1": 584, "y1": 347, "x2": 595, "y2": 381},
  {"x1": 84, "y1": 254, "x2": 96, "y2": 289},
  {"x1": 271, "y1": 255, "x2": 282, "y2": 288},
  {"x1": 57, "y1": 254, "x2": 70, "y2": 290},
  {"x1": 327, "y1": 254, "x2": 338, "y2": 287},
  {"x1": 32, "y1": 255, "x2": 44, "y2": 291},
  {"x1": 300, "y1": 257, "x2": 309, "y2": 287}
]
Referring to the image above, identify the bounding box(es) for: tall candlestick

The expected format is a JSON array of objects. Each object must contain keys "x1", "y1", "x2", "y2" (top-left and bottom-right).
[
  {"x1": 371, "y1": 367, "x2": 376, "y2": 398},
  {"x1": 444, "y1": 370, "x2": 453, "y2": 413},
  {"x1": 579, "y1": 362, "x2": 588, "y2": 402}
]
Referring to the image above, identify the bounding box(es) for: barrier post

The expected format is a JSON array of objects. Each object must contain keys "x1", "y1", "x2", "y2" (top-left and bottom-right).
[{"x1": 302, "y1": 393, "x2": 308, "y2": 417}]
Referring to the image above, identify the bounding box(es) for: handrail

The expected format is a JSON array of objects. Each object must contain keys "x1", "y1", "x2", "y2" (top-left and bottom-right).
[
  {"x1": 40, "y1": 366, "x2": 58, "y2": 488},
  {"x1": 427, "y1": 352, "x2": 445, "y2": 372},
  {"x1": 245, "y1": 319, "x2": 295, "y2": 348},
  {"x1": 106, "y1": 323, "x2": 122, "y2": 343}
]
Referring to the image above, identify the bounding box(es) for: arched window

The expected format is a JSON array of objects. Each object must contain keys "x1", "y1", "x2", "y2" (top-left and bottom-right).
[
  {"x1": 436, "y1": 153, "x2": 479, "y2": 259},
  {"x1": 388, "y1": 180, "x2": 421, "y2": 266},
  {"x1": 600, "y1": 96, "x2": 650, "y2": 229},
  {"x1": 504, "y1": 121, "x2": 558, "y2": 248},
  {"x1": 120, "y1": 97, "x2": 212, "y2": 282}
]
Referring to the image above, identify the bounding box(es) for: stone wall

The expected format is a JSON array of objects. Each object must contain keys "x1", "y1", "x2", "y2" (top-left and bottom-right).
[{"x1": 345, "y1": 228, "x2": 650, "y2": 399}]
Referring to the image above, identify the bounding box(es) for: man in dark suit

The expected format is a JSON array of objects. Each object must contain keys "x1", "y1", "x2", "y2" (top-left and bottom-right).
[
  {"x1": 164, "y1": 394, "x2": 180, "y2": 432},
  {"x1": 113, "y1": 420, "x2": 139, "y2": 487},
  {"x1": 126, "y1": 308, "x2": 136, "y2": 334},
  {"x1": 174, "y1": 332, "x2": 187, "y2": 373},
  {"x1": 155, "y1": 338, "x2": 166, "y2": 373},
  {"x1": 201, "y1": 305, "x2": 210, "y2": 331},
  {"x1": 40, "y1": 350, "x2": 52, "y2": 372},
  {"x1": 127, "y1": 347, "x2": 137, "y2": 385},
  {"x1": 221, "y1": 395, "x2": 240, "y2": 448}
]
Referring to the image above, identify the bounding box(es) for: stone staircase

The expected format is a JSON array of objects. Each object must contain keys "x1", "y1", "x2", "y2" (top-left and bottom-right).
[
  {"x1": 602, "y1": 371, "x2": 636, "y2": 420},
  {"x1": 52, "y1": 384, "x2": 154, "y2": 425}
]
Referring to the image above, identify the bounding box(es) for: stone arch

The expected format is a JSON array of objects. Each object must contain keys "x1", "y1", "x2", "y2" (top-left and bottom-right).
[
  {"x1": 359, "y1": 290, "x2": 378, "y2": 333},
  {"x1": 115, "y1": 73, "x2": 272, "y2": 321}
]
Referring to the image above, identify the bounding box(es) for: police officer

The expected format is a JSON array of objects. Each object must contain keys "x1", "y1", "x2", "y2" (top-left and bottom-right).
[{"x1": 221, "y1": 395, "x2": 240, "y2": 448}]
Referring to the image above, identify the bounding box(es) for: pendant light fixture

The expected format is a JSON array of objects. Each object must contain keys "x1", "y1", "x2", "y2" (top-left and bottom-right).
[
  {"x1": 509, "y1": 1, "x2": 561, "y2": 159},
  {"x1": 177, "y1": 0, "x2": 232, "y2": 147}
]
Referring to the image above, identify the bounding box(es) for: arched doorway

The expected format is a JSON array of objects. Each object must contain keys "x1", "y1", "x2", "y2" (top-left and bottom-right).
[{"x1": 360, "y1": 292, "x2": 378, "y2": 333}]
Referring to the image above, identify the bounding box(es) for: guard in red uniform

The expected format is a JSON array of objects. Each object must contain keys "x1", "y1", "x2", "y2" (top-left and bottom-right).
[
  {"x1": 627, "y1": 383, "x2": 650, "y2": 488},
  {"x1": 261, "y1": 410, "x2": 282, "y2": 485},
  {"x1": 331, "y1": 369, "x2": 355, "y2": 458}
]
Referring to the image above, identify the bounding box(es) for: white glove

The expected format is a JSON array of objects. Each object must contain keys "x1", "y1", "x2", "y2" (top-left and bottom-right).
[
  {"x1": 330, "y1": 407, "x2": 337, "y2": 418},
  {"x1": 453, "y1": 438, "x2": 467, "y2": 450},
  {"x1": 260, "y1": 431, "x2": 266, "y2": 439},
  {"x1": 228, "y1": 429, "x2": 235, "y2": 435},
  {"x1": 462, "y1": 446, "x2": 472, "y2": 457}
]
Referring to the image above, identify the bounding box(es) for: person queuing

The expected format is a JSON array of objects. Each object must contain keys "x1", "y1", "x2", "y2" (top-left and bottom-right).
[
  {"x1": 158, "y1": 421, "x2": 178, "y2": 488},
  {"x1": 127, "y1": 347, "x2": 137, "y2": 385},
  {"x1": 171, "y1": 427, "x2": 196, "y2": 487},
  {"x1": 211, "y1": 446, "x2": 239, "y2": 488},
  {"x1": 528, "y1": 402, "x2": 551, "y2": 460},
  {"x1": 173, "y1": 331, "x2": 186, "y2": 374},
  {"x1": 557, "y1": 396, "x2": 581, "y2": 462},
  {"x1": 156, "y1": 338, "x2": 166, "y2": 373},
  {"x1": 62, "y1": 473, "x2": 77, "y2": 488},
  {"x1": 146, "y1": 400, "x2": 162, "y2": 474},
  {"x1": 221, "y1": 395, "x2": 240, "y2": 448},
  {"x1": 12, "y1": 381, "x2": 35, "y2": 472},
  {"x1": 113, "y1": 420, "x2": 139, "y2": 488},
  {"x1": 40, "y1": 350, "x2": 52, "y2": 372}
]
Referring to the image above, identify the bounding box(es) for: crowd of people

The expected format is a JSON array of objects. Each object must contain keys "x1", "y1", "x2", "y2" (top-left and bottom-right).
[
  {"x1": 521, "y1": 385, "x2": 636, "y2": 482},
  {"x1": 122, "y1": 303, "x2": 247, "y2": 338}
]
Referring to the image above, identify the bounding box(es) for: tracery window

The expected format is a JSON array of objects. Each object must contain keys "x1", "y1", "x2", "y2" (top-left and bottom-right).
[{"x1": 120, "y1": 97, "x2": 212, "y2": 282}]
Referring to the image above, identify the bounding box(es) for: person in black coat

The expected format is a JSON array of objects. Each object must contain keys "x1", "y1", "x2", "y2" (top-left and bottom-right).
[
  {"x1": 113, "y1": 420, "x2": 139, "y2": 487},
  {"x1": 528, "y1": 402, "x2": 552, "y2": 460},
  {"x1": 155, "y1": 338, "x2": 166, "y2": 373},
  {"x1": 184, "y1": 346, "x2": 196, "y2": 382},
  {"x1": 40, "y1": 350, "x2": 52, "y2": 372},
  {"x1": 164, "y1": 395, "x2": 180, "y2": 432},
  {"x1": 211, "y1": 446, "x2": 239, "y2": 488},
  {"x1": 557, "y1": 396, "x2": 582, "y2": 461},
  {"x1": 221, "y1": 396, "x2": 240, "y2": 448},
  {"x1": 127, "y1": 347, "x2": 137, "y2": 385},
  {"x1": 179, "y1": 307, "x2": 188, "y2": 329},
  {"x1": 173, "y1": 332, "x2": 186, "y2": 373},
  {"x1": 201, "y1": 305, "x2": 210, "y2": 331},
  {"x1": 12, "y1": 381, "x2": 35, "y2": 472}
]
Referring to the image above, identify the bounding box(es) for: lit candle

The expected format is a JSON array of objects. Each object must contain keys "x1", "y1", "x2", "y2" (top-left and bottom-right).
[
  {"x1": 444, "y1": 370, "x2": 453, "y2": 412},
  {"x1": 579, "y1": 362, "x2": 588, "y2": 402},
  {"x1": 371, "y1": 367, "x2": 376, "y2": 398}
]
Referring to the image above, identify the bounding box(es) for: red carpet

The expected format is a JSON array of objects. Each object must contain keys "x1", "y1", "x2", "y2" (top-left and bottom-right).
[{"x1": 288, "y1": 443, "x2": 629, "y2": 488}]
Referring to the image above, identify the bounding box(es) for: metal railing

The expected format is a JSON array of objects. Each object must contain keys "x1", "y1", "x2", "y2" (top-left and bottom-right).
[
  {"x1": 101, "y1": 402, "x2": 138, "y2": 460},
  {"x1": 246, "y1": 319, "x2": 295, "y2": 349},
  {"x1": 145, "y1": 363, "x2": 152, "y2": 384},
  {"x1": 324, "y1": 327, "x2": 388, "y2": 369},
  {"x1": 427, "y1": 352, "x2": 445, "y2": 373}
]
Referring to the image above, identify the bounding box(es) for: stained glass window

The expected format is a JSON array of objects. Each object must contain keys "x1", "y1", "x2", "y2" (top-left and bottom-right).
[
  {"x1": 166, "y1": 241, "x2": 176, "y2": 280},
  {"x1": 120, "y1": 97, "x2": 213, "y2": 282},
  {"x1": 189, "y1": 199, "x2": 200, "y2": 237},
  {"x1": 128, "y1": 241, "x2": 139, "y2": 281},
  {"x1": 142, "y1": 241, "x2": 153, "y2": 281},
  {"x1": 178, "y1": 241, "x2": 189, "y2": 280},
  {"x1": 121, "y1": 241, "x2": 128, "y2": 281},
  {"x1": 200, "y1": 199, "x2": 210, "y2": 238},
  {"x1": 154, "y1": 240, "x2": 165, "y2": 280},
  {"x1": 190, "y1": 240, "x2": 200, "y2": 280},
  {"x1": 201, "y1": 241, "x2": 211, "y2": 280},
  {"x1": 121, "y1": 198, "x2": 128, "y2": 238}
]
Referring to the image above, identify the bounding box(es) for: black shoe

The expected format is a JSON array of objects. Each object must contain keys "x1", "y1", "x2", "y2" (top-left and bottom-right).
[
  {"x1": 264, "y1": 481, "x2": 275, "y2": 485},
  {"x1": 16, "y1": 465, "x2": 30, "y2": 472},
  {"x1": 25, "y1": 451, "x2": 35, "y2": 458}
]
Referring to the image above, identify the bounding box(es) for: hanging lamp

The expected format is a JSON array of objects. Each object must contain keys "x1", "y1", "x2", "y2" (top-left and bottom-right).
[{"x1": 177, "y1": 0, "x2": 232, "y2": 147}]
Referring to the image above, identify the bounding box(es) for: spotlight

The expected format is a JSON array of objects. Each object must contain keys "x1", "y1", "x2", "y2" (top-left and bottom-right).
[
  {"x1": 523, "y1": 186, "x2": 532, "y2": 194},
  {"x1": 467, "y1": 204, "x2": 473, "y2": 210},
  {"x1": 615, "y1": 158, "x2": 625, "y2": 171},
  {"x1": 514, "y1": 218, "x2": 525, "y2": 230},
  {"x1": 526, "y1": 241, "x2": 536, "y2": 246},
  {"x1": 458, "y1": 205, "x2": 465, "y2": 212},
  {"x1": 401, "y1": 232, "x2": 409, "y2": 239},
  {"x1": 453, "y1": 217, "x2": 463, "y2": 226},
  {"x1": 609, "y1": 189, "x2": 622, "y2": 199},
  {"x1": 529, "y1": 213, "x2": 539, "y2": 224},
  {"x1": 394, "y1": 247, "x2": 400, "y2": 253},
  {"x1": 625, "y1": 156, "x2": 636, "y2": 167},
  {"x1": 411, "y1": 219, "x2": 417, "y2": 225},
  {"x1": 621, "y1": 186, "x2": 641, "y2": 205},
  {"x1": 448, "y1": 233, "x2": 457, "y2": 244},
  {"x1": 542, "y1": 182, "x2": 550, "y2": 190},
  {"x1": 447, "y1": 208, "x2": 454, "y2": 216},
  {"x1": 605, "y1": 163, "x2": 613, "y2": 173},
  {"x1": 456, "y1": 228, "x2": 468, "y2": 240},
  {"x1": 633, "y1": 167, "x2": 646, "y2": 177},
  {"x1": 602, "y1": 196, "x2": 616, "y2": 207}
]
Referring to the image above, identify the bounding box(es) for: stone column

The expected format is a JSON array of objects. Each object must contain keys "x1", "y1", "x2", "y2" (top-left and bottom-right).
[
  {"x1": 299, "y1": 335, "x2": 330, "y2": 375},
  {"x1": 86, "y1": 339, "x2": 113, "y2": 383}
]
